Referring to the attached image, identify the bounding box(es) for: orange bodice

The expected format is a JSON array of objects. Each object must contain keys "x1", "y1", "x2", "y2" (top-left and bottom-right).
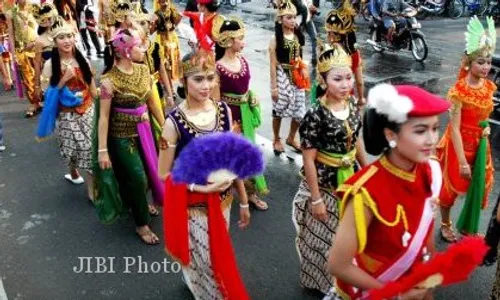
[{"x1": 60, "y1": 68, "x2": 92, "y2": 114}]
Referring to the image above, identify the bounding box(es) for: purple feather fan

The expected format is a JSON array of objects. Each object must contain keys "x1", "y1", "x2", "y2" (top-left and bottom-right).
[{"x1": 171, "y1": 132, "x2": 265, "y2": 185}]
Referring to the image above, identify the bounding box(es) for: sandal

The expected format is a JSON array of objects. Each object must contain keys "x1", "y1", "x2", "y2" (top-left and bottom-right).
[
  {"x1": 148, "y1": 204, "x2": 160, "y2": 216},
  {"x1": 440, "y1": 221, "x2": 458, "y2": 243},
  {"x1": 273, "y1": 138, "x2": 285, "y2": 155},
  {"x1": 286, "y1": 138, "x2": 302, "y2": 153},
  {"x1": 249, "y1": 194, "x2": 269, "y2": 211},
  {"x1": 136, "y1": 227, "x2": 160, "y2": 245}
]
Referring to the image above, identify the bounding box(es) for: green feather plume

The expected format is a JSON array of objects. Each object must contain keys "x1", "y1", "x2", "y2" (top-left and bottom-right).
[
  {"x1": 465, "y1": 16, "x2": 486, "y2": 55},
  {"x1": 487, "y1": 16, "x2": 496, "y2": 53}
]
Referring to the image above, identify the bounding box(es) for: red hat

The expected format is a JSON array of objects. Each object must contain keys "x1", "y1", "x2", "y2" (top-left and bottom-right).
[
  {"x1": 197, "y1": 0, "x2": 214, "y2": 4},
  {"x1": 367, "y1": 84, "x2": 451, "y2": 123}
]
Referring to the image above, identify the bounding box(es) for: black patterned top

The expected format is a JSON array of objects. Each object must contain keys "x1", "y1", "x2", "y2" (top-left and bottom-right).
[{"x1": 299, "y1": 97, "x2": 362, "y2": 190}]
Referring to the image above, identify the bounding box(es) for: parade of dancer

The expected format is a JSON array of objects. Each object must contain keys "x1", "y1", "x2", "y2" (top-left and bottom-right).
[
  {"x1": 212, "y1": 16, "x2": 269, "y2": 211},
  {"x1": 158, "y1": 44, "x2": 251, "y2": 300},
  {"x1": 269, "y1": 0, "x2": 309, "y2": 154},
  {"x1": 325, "y1": 83, "x2": 450, "y2": 300},
  {"x1": 324, "y1": 3, "x2": 364, "y2": 105},
  {"x1": 36, "y1": 18, "x2": 97, "y2": 200},
  {"x1": 292, "y1": 42, "x2": 366, "y2": 295},
  {"x1": 153, "y1": 0, "x2": 182, "y2": 87},
  {"x1": 5, "y1": 0, "x2": 39, "y2": 117},
  {"x1": 0, "y1": 9, "x2": 12, "y2": 91},
  {"x1": 97, "y1": 28, "x2": 165, "y2": 244},
  {"x1": 437, "y1": 16, "x2": 496, "y2": 242},
  {"x1": 33, "y1": 3, "x2": 58, "y2": 105}
]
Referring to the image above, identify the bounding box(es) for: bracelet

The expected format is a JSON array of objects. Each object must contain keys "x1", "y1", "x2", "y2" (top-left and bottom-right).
[
  {"x1": 311, "y1": 198, "x2": 323, "y2": 206},
  {"x1": 271, "y1": 88, "x2": 278, "y2": 92},
  {"x1": 460, "y1": 164, "x2": 469, "y2": 169},
  {"x1": 239, "y1": 203, "x2": 249, "y2": 208},
  {"x1": 189, "y1": 183, "x2": 195, "y2": 192},
  {"x1": 98, "y1": 148, "x2": 108, "y2": 153}
]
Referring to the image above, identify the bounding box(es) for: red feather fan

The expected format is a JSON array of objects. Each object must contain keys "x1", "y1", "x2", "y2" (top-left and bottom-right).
[
  {"x1": 183, "y1": 11, "x2": 214, "y2": 52},
  {"x1": 368, "y1": 237, "x2": 488, "y2": 300}
]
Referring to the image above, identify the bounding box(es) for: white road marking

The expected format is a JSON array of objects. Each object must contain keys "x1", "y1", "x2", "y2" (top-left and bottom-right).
[{"x1": 0, "y1": 278, "x2": 9, "y2": 300}]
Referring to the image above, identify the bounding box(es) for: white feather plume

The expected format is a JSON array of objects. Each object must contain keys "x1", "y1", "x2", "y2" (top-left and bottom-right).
[{"x1": 367, "y1": 84, "x2": 414, "y2": 123}]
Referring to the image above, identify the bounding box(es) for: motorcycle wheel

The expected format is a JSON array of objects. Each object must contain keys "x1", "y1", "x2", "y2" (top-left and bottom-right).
[
  {"x1": 411, "y1": 35, "x2": 428, "y2": 62},
  {"x1": 370, "y1": 30, "x2": 385, "y2": 53},
  {"x1": 229, "y1": 0, "x2": 237, "y2": 7},
  {"x1": 448, "y1": 0, "x2": 465, "y2": 19}
]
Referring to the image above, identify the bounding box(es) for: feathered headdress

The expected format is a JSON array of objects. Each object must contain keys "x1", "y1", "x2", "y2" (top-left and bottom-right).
[
  {"x1": 212, "y1": 15, "x2": 245, "y2": 48},
  {"x1": 316, "y1": 40, "x2": 352, "y2": 73},
  {"x1": 465, "y1": 16, "x2": 496, "y2": 58},
  {"x1": 110, "y1": 29, "x2": 143, "y2": 59}
]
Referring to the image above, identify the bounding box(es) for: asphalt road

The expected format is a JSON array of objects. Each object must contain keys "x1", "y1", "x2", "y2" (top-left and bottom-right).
[{"x1": 0, "y1": 2, "x2": 499, "y2": 299}]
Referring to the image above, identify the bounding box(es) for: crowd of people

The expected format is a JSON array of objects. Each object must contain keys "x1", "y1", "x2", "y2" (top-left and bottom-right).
[{"x1": 0, "y1": 0, "x2": 499, "y2": 299}]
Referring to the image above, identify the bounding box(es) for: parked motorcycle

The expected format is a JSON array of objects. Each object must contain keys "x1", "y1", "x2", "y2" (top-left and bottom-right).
[
  {"x1": 367, "y1": 7, "x2": 428, "y2": 62},
  {"x1": 406, "y1": 0, "x2": 465, "y2": 19},
  {"x1": 485, "y1": 0, "x2": 500, "y2": 26}
]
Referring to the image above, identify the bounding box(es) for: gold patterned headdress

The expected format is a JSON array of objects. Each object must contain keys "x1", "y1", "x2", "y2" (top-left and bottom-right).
[
  {"x1": 325, "y1": 2, "x2": 356, "y2": 34},
  {"x1": 112, "y1": 0, "x2": 133, "y2": 23},
  {"x1": 317, "y1": 40, "x2": 352, "y2": 73},
  {"x1": 182, "y1": 49, "x2": 216, "y2": 77},
  {"x1": 277, "y1": 0, "x2": 297, "y2": 17},
  {"x1": 211, "y1": 15, "x2": 245, "y2": 48},
  {"x1": 50, "y1": 16, "x2": 76, "y2": 40},
  {"x1": 33, "y1": 3, "x2": 57, "y2": 26}
]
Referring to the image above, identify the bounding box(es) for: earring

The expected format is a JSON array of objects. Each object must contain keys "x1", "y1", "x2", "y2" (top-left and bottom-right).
[
  {"x1": 464, "y1": 66, "x2": 470, "y2": 71},
  {"x1": 388, "y1": 140, "x2": 397, "y2": 148}
]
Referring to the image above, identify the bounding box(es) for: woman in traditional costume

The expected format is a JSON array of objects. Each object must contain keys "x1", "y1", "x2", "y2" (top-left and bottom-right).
[
  {"x1": 135, "y1": 11, "x2": 175, "y2": 142},
  {"x1": 322, "y1": 3, "x2": 364, "y2": 106},
  {"x1": 212, "y1": 16, "x2": 269, "y2": 211},
  {"x1": 269, "y1": 0, "x2": 309, "y2": 154},
  {"x1": 33, "y1": 3, "x2": 57, "y2": 104},
  {"x1": 97, "y1": 28, "x2": 165, "y2": 244},
  {"x1": 5, "y1": 0, "x2": 39, "y2": 117},
  {"x1": 183, "y1": 0, "x2": 220, "y2": 51},
  {"x1": 158, "y1": 46, "x2": 251, "y2": 299},
  {"x1": 324, "y1": 83, "x2": 450, "y2": 300},
  {"x1": 0, "y1": 10, "x2": 12, "y2": 91},
  {"x1": 153, "y1": 0, "x2": 182, "y2": 87},
  {"x1": 53, "y1": 0, "x2": 79, "y2": 33},
  {"x1": 437, "y1": 16, "x2": 496, "y2": 242},
  {"x1": 292, "y1": 42, "x2": 366, "y2": 295},
  {"x1": 36, "y1": 18, "x2": 97, "y2": 199},
  {"x1": 98, "y1": 0, "x2": 114, "y2": 42}
]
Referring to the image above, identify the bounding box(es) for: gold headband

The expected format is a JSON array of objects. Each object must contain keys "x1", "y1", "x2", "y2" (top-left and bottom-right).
[
  {"x1": 34, "y1": 3, "x2": 57, "y2": 25},
  {"x1": 212, "y1": 16, "x2": 245, "y2": 48},
  {"x1": 317, "y1": 41, "x2": 352, "y2": 73},
  {"x1": 182, "y1": 51, "x2": 216, "y2": 77}
]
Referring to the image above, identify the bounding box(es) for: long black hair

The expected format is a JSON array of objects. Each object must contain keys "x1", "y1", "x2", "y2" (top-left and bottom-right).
[
  {"x1": 274, "y1": 21, "x2": 304, "y2": 63},
  {"x1": 362, "y1": 108, "x2": 401, "y2": 155},
  {"x1": 215, "y1": 19, "x2": 243, "y2": 61},
  {"x1": 50, "y1": 46, "x2": 93, "y2": 87}
]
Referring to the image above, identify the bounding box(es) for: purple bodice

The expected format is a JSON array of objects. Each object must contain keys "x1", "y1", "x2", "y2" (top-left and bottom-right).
[
  {"x1": 168, "y1": 101, "x2": 231, "y2": 158},
  {"x1": 216, "y1": 57, "x2": 250, "y2": 95}
]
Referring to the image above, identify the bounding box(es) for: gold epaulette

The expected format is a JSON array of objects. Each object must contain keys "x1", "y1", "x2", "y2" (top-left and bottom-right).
[{"x1": 338, "y1": 165, "x2": 409, "y2": 254}]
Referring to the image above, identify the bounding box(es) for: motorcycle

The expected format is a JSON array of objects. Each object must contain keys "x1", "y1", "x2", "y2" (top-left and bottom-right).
[
  {"x1": 405, "y1": 0, "x2": 464, "y2": 19},
  {"x1": 367, "y1": 7, "x2": 428, "y2": 62}
]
